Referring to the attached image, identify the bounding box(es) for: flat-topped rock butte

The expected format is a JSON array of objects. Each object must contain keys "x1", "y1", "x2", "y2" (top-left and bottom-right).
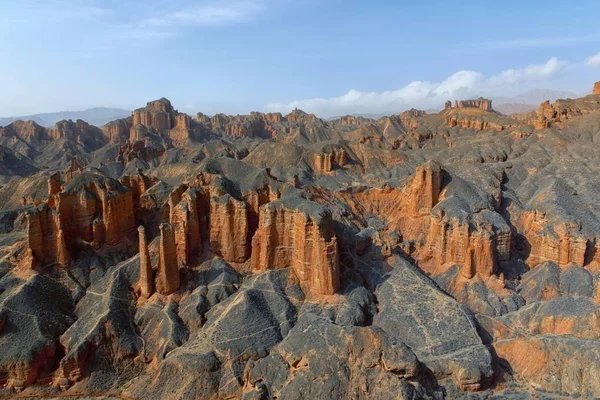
[{"x1": 0, "y1": 82, "x2": 599, "y2": 398}]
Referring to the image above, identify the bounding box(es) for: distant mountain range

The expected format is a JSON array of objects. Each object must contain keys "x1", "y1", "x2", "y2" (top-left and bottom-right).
[
  {"x1": 0, "y1": 107, "x2": 131, "y2": 127},
  {"x1": 0, "y1": 89, "x2": 583, "y2": 127}
]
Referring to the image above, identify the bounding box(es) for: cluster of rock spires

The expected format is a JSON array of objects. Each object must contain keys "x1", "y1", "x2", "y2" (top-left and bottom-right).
[{"x1": 0, "y1": 82, "x2": 599, "y2": 398}]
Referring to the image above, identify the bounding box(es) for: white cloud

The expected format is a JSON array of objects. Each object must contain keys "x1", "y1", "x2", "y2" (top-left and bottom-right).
[
  {"x1": 141, "y1": 1, "x2": 266, "y2": 27},
  {"x1": 108, "y1": 0, "x2": 270, "y2": 41},
  {"x1": 585, "y1": 52, "x2": 600, "y2": 67},
  {"x1": 487, "y1": 57, "x2": 569, "y2": 86},
  {"x1": 266, "y1": 58, "x2": 570, "y2": 117}
]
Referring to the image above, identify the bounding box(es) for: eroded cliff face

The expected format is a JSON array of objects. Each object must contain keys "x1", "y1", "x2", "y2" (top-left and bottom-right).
[
  {"x1": 24, "y1": 171, "x2": 136, "y2": 267},
  {"x1": 209, "y1": 194, "x2": 249, "y2": 263},
  {"x1": 329, "y1": 161, "x2": 508, "y2": 280},
  {"x1": 132, "y1": 98, "x2": 174, "y2": 133},
  {"x1": 103, "y1": 117, "x2": 132, "y2": 144},
  {"x1": 51, "y1": 120, "x2": 107, "y2": 150},
  {"x1": 313, "y1": 146, "x2": 347, "y2": 174},
  {"x1": 515, "y1": 211, "x2": 588, "y2": 268},
  {"x1": 532, "y1": 83, "x2": 600, "y2": 129},
  {"x1": 250, "y1": 197, "x2": 340, "y2": 295}
]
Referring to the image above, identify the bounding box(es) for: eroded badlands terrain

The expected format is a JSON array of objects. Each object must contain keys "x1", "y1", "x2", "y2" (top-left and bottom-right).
[{"x1": 0, "y1": 83, "x2": 600, "y2": 398}]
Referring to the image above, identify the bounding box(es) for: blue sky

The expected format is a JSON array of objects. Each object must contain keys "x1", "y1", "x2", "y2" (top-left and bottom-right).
[{"x1": 1, "y1": 0, "x2": 600, "y2": 117}]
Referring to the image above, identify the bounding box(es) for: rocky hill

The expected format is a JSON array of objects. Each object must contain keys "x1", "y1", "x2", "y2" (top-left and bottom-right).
[{"x1": 0, "y1": 83, "x2": 600, "y2": 398}]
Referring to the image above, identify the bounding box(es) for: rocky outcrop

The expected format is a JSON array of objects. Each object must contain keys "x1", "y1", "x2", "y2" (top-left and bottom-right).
[
  {"x1": 24, "y1": 171, "x2": 136, "y2": 267},
  {"x1": 593, "y1": 81, "x2": 600, "y2": 95},
  {"x1": 25, "y1": 205, "x2": 70, "y2": 267},
  {"x1": 426, "y1": 215, "x2": 496, "y2": 278},
  {"x1": 169, "y1": 187, "x2": 204, "y2": 267},
  {"x1": 103, "y1": 118, "x2": 132, "y2": 144},
  {"x1": 409, "y1": 160, "x2": 442, "y2": 216},
  {"x1": 206, "y1": 113, "x2": 278, "y2": 139},
  {"x1": 400, "y1": 108, "x2": 426, "y2": 130},
  {"x1": 117, "y1": 140, "x2": 165, "y2": 165},
  {"x1": 250, "y1": 196, "x2": 340, "y2": 295},
  {"x1": 518, "y1": 211, "x2": 587, "y2": 268},
  {"x1": 313, "y1": 146, "x2": 348, "y2": 174},
  {"x1": 452, "y1": 98, "x2": 493, "y2": 111},
  {"x1": 444, "y1": 114, "x2": 508, "y2": 131},
  {"x1": 0, "y1": 120, "x2": 50, "y2": 145},
  {"x1": 374, "y1": 257, "x2": 493, "y2": 391},
  {"x1": 531, "y1": 88, "x2": 600, "y2": 129},
  {"x1": 286, "y1": 108, "x2": 318, "y2": 123},
  {"x1": 121, "y1": 172, "x2": 159, "y2": 216},
  {"x1": 64, "y1": 158, "x2": 82, "y2": 183},
  {"x1": 209, "y1": 194, "x2": 249, "y2": 263},
  {"x1": 138, "y1": 225, "x2": 153, "y2": 297},
  {"x1": 156, "y1": 223, "x2": 180, "y2": 295},
  {"x1": 51, "y1": 119, "x2": 107, "y2": 150},
  {"x1": 337, "y1": 115, "x2": 373, "y2": 126},
  {"x1": 169, "y1": 113, "x2": 194, "y2": 145},
  {"x1": 132, "y1": 98, "x2": 174, "y2": 133}
]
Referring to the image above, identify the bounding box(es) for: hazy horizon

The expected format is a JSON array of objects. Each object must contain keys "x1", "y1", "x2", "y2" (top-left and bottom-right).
[{"x1": 2, "y1": 0, "x2": 600, "y2": 118}]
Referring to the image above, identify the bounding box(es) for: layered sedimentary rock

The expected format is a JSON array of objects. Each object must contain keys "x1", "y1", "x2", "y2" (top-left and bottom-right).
[
  {"x1": 207, "y1": 113, "x2": 278, "y2": 139},
  {"x1": 532, "y1": 84, "x2": 600, "y2": 129},
  {"x1": 453, "y1": 98, "x2": 493, "y2": 111},
  {"x1": 103, "y1": 117, "x2": 132, "y2": 144},
  {"x1": 51, "y1": 119, "x2": 107, "y2": 150},
  {"x1": 400, "y1": 108, "x2": 426, "y2": 131},
  {"x1": 313, "y1": 147, "x2": 348, "y2": 173},
  {"x1": 121, "y1": 172, "x2": 159, "y2": 214},
  {"x1": 0, "y1": 120, "x2": 49, "y2": 143},
  {"x1": 444, "y1": 114, "x2": 508, "y2": 131},
  {"x1": 426, "y1": 214, "x2": 497, "y2": 278},
  {"x1": 209, "y1": 194, "x2": 249, "y2": 263},
  {"x1": 156, "y1": 223, "x2": 180, "y2": 295},
  {"x1": 138, "y1": 225, "x2": 153, "y2": 297},
  {"x1": 286, "y1": 108, "x2": 318, "y2": 123},
  {"x1": 517, "y1": 211, "x2": 587, "y2": 268},
  {"x1": 169, "y1": 187, "x2": 203, "y2": 267},
  {"x1": 25, "y1": 205, "x2": 71, "y2": 267},
  {"x1": 250, "y1": 196, "x2": 340, "y2": 295},
  {"x1": 132, "y1": 98, "x2": 174, "y2": 133},
  {"x1": 409, "y1": 160, "x2": 442, "y2": 216},
  {"x1": 117, "y1": 140, "x2": 165, "y2": 165},
  {"x1": 24, "y1": 171, "x2": 136, "y2": 267},
  {"x1": 169, "y1": 113, "x2": 194, "y2": 145},
  {"x1": 64, "y1": 158, "x2": 82, "y2": 183},
  {"x1": 337, "y1": 115, "x2": 373, "y2": 127}
]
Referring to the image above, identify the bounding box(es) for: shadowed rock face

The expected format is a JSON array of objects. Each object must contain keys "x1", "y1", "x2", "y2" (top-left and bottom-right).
[{"x1": 3, "y1": 85, "x2": 600, "y2": 398}]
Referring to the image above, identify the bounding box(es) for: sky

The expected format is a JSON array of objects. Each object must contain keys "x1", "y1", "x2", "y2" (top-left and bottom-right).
[{"x1": 1, "y1": 0, "x2": 600, "y2": 118}]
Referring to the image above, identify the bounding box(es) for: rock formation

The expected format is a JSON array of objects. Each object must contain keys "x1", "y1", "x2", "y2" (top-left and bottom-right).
[
  {"x1": 132, "y1": 98, "x2": 175, "y2": 133},
  {"x1": 594, "y1": 81, "x2": 600, "y2": 95},
  {"x1": 250, "y1": 196, "x2": 340, "y2": 295},
  {"x1": 409, "y1": 160, "x2": 442, "y2": 216},
  {"x1": 453, "y1": 98, "x2": 493, "y2": 111},
  {"x1": 138, "y1": 225, "x2": 153, "y2": 297},
  {"x1": 156, "y1": 223, "x2": 180, "y2": 295},
  {"x1": 169, "y1": 187, "x2": 203, "y2": 266},
  {"x1": 24, "y1": 171, "x2": 136, "y2": 267},
  {"x1": 209, "y1": 194, "x2": 249, "y2": 263},
  {"x1": 103, "y1": 118, "x2": 132, "y2": 144}
]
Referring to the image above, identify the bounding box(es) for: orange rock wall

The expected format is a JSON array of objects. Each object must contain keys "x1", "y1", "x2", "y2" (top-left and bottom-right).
[{"x1": 250, "y1": 202, "x2": 340, "y2": 295}]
